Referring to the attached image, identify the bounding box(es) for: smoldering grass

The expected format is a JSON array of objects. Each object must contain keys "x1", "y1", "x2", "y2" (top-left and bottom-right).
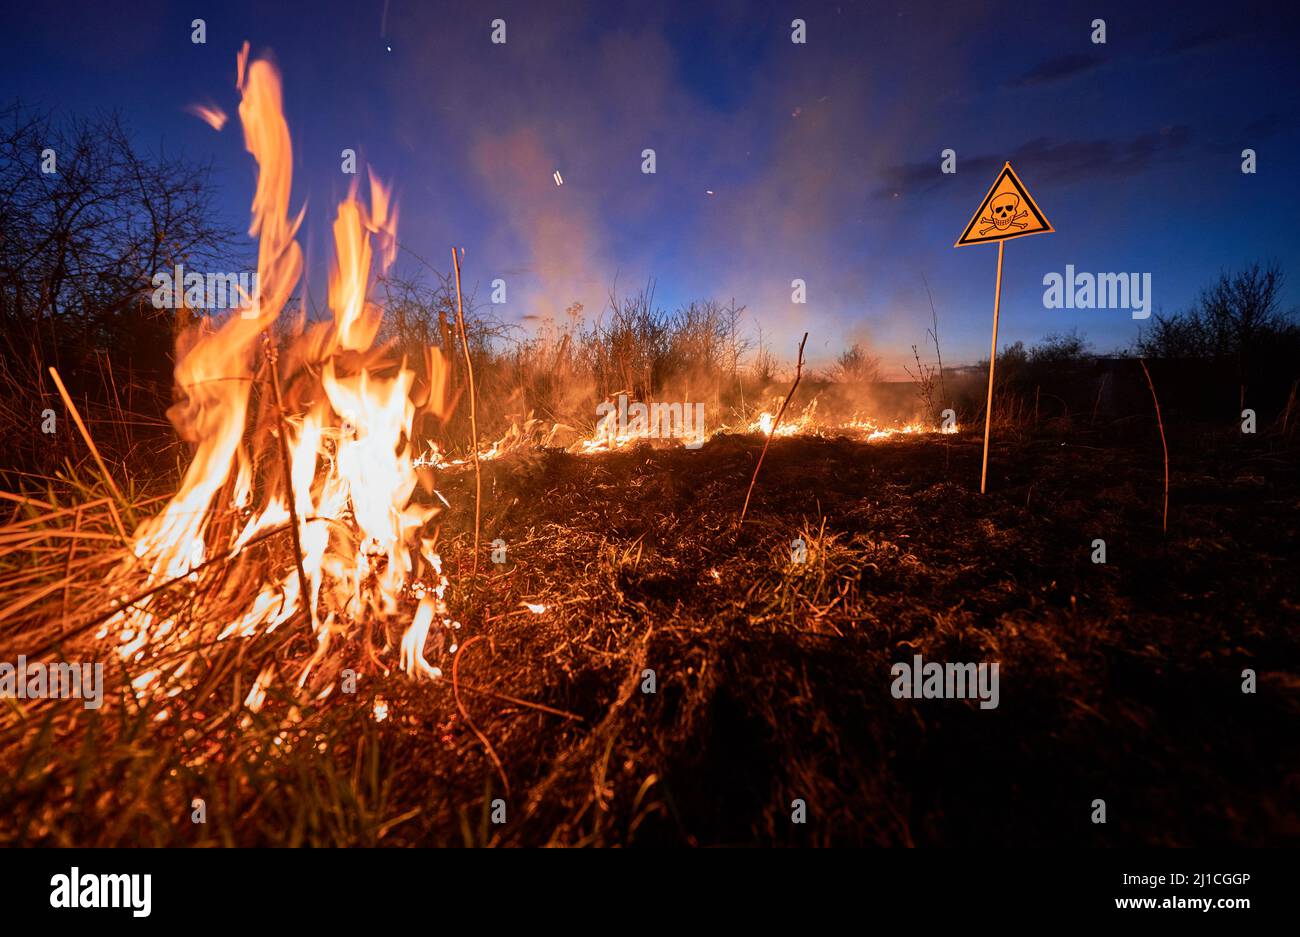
[{"x1": 1, "y1": 419, "x2": 1298, "y2": 846}]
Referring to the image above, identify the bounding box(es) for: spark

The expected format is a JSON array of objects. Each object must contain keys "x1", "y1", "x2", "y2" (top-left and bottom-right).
[{"x1": 184, "y1": 102, "x2": 227, "y2": 131}]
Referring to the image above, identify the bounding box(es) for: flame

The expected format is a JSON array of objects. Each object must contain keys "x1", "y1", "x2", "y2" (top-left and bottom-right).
[
  {"x1": 109, "y1": 44, "x2": 452, "y2": 702},
  {"x1": 399, "y1": 597, "x2": 443, "y2": 680},
  {"x1": 129, "y1": 46, "x2": 302, "y2": 587},
  {"x1": 560, "y1": 394, "x2": 953, "y2": 454}
]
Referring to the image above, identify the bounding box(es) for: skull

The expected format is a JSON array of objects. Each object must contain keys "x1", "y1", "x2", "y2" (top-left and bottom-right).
[{"x1": 990, "y1": 193, "x2": 1020, "y2": 230}]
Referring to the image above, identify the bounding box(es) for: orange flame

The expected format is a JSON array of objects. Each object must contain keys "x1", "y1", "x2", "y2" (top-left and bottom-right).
[{"x1": 112, "y1": 44, "x2": 453, "y2": 700}]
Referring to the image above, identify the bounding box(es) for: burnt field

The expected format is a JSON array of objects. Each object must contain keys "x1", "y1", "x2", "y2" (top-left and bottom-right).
[
  {"x1": 4, "y1": 421, "x2": 1296, "y2": 847},
  {"x1": 3, "y1": 21, "x2": 1298, "y2": 860}
]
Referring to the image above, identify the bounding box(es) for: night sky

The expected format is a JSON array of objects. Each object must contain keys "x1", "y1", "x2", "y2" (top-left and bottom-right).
[{"x1": 4, "y1": 0, "x2": 1298, "y2": 374}]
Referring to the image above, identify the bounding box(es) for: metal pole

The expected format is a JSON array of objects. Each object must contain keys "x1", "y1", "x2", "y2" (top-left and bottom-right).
[{"x1": 980, "y1": 239, "x2": 1005, "y2": 494}]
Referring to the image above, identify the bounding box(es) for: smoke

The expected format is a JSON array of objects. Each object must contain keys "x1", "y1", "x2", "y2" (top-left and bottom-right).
[
  {"x1": 383, "y1": 1, "x2": 985, "y2": 371},
  {"x1": 468, "y1": 126, "x2": 607, "y2": 325}
]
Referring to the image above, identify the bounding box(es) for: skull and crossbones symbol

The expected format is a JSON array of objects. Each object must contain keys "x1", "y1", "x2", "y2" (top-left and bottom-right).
[{"x1": 979, "y1": 192, "x2": 1028, "y2": 235}]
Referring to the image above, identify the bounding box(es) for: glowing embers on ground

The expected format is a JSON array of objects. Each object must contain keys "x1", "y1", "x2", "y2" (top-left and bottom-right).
[
  {"x1": 577, "y1": 394, "x2": 708, "y2": 453},
  {"x1": 415, "y1": 399, "x2": 960, "y2": 468},
  {"x1": 843, "y1": 416, "x2": 959, "y2": 442},
  {"x1": 563, "y1": 394, "x2": 957, "y2": 457},
  {"x1": 104, "y1": 44, "x2": 455, "y2": 702},
  {"x1": 748, "y1": 399, "x2": 957, "y2": 444}
]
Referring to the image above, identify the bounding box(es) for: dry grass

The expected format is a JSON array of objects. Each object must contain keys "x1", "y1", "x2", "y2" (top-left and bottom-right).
[{"x1": 2, "y1": 415, "x2": 1297, "y2": 846}]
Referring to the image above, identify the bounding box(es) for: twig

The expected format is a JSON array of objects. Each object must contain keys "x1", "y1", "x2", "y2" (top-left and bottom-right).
[
  {"x1": 739, "y1": 332, "x2": 807, "y2": 526},
  {"x1": 0, "y1": 490, "x2": 56, "y2": 511},
  {"x1": 1091, "y1": 373, "x2": 1108, "y2": 425},
  {"x1": 921, "y1": 273, "x2": 946, "y2": 408},
  {"x1": 263, "y1": 334, "x2": 312, "y2": 626},
  {"x1": 453, "y1": 635, "x2": 509, "y2": 796},
  {"x1": 452, "y1": 680, "x2": 583, "y2": 722},
  {"x1": 62, "y1": 503, "x2": 82, "y2": 633},
  {"x1": 451, "y1": 248, "x2": 482, "y2": 579},
  {"x1": 47, "y1": 366, "x2": 128, "y2": 543},
  {"x1": 1138, "y1": 358, "x2": 1169, "y2": 534},
  {"x1": 0, "y1": 577, "x2": 67, "y2": 623},
  {"x1": 904, "y1": 344, "x2": 936, "y2": 415}
]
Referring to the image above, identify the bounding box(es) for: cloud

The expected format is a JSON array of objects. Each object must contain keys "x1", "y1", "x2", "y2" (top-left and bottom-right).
[
  {"x1": 1241, "y1": 113, "x2": 1290, "y2": 139},
  {"x1": 468, "y1": 126, "x2": 608, "y2": 322},
  {"x1": 874, "y1": 126, "x2": 1195, "y2": 200},
  {"x1": 1202, "y1": 112, "x2": 1294, "y2": 155},
  {"x1": 1163, "y1": 25, "x2": 1253, "y2": 56},
  {"x1": 1005, "y1": 53, "x2": 1106, "y2": 89}
]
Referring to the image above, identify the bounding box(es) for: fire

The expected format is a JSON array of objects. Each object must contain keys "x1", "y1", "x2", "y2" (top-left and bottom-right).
[
  {"x1": 561, "y1": 394, "x2": 953, "y2": 453},
  {"x1": 104, "y1": 42, "x2": 959, "y2": 706},
  {"x1": 106, "y1": 44, "x2": 453, "y2": 699},
  {"x1": 746, "y1": 397, "x2": 958, "y2": 443},
  {"x1": 751, "y1": 400, "x2": 815, "y2": 438}
]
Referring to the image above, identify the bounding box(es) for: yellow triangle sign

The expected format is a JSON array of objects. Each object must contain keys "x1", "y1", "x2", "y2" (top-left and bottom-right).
[{"x1": 954, "y1": 162, "x2": 1053, "y2": 247}]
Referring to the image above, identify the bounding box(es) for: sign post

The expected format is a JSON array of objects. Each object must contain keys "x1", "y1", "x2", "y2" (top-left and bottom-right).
[{"x1": 954, "y1": 162, "x2": 1053, "y2": 493}]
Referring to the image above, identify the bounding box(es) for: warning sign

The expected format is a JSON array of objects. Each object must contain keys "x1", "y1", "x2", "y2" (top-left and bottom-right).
[
  {"x1": 951, "y1": 161, "x2": 1055, "y2": 493},
  {"x1": 954, "y1": 162, "x2": 1053, "y2": 247}
]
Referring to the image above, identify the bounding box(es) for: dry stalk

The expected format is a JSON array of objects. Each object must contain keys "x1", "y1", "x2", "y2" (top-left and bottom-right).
[
  {"x1": 47, "y1": 366, "x2": 129, "y2": 543},
  {"x1": 452, "y1": 681, "x2": 583, "y2": 722},
  {"x1": 30, "y1": 521, "x2": 295, "y2": 659},
  {"x1": 739, "y1": 332, "x2": 808, "y2": 526},
  {"x1": 1091, "y1": 373, "x2": 1108, "y2": 425},
  {"x1": 921, "y1": 273, "x2": 946, "y2": 407},
  {"x1": 451, "y1": 248, "x2": 482, "y2": 579},
  {"x1": 1138, "y1": 358, "x2": 1169, "y2": 534},
  {"x1": 453, "y1": 634, "x2": 509, "y2": 797},
  {"x1": 263, "y1": 333, "x2": 311, "y2": 624},
  {"x1": 62, "y1": 503, "x2": 82, "y2": 632},
  {"x1": 0, "y1": 490, "x2": 57, "y2": 511}
]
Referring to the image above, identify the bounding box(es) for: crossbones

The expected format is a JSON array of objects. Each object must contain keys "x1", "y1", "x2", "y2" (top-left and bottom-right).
[{"x1": 979, "y1": 192, "x2": 1028, "y2": 235}]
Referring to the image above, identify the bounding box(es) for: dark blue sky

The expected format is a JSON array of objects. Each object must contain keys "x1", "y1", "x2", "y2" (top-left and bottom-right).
[{"x1": 4, "y1": 0, "x2": 1298, "y2": 373}]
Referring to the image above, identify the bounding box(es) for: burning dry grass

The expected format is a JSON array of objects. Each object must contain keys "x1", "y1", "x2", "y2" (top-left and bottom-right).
[
  {"x1": 2, "y1": 39, "x2": 1296, "y2": 849},
  {"x1": 2, "y1": 420, "x2": 1297, "y2": 846}
]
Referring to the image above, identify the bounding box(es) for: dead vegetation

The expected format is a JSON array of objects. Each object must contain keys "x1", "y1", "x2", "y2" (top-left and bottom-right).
[{"x1": 2, "y1": 414, "x2": 1297, "y2": 847}]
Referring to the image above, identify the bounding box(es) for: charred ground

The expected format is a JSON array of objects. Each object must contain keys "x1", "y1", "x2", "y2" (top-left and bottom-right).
[{"x1": 4, "y1": 421, "x2": 1296, "y2": 847}]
